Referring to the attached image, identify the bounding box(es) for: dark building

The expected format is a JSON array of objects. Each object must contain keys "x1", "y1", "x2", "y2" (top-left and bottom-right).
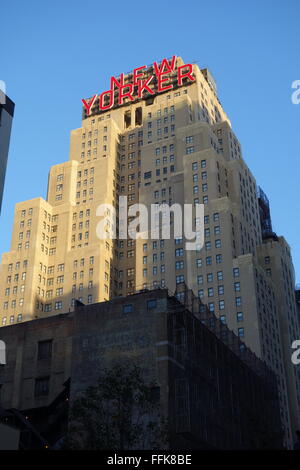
[
  {"x1": 0, "y1": 92, "x2": 14, "y2": 214},
  {"x1": 0, "y1": 289, "x2": 283, "y2": 449},
  {"x1": 296, "y1": 286, "x2": 300, "y2": 320},
  {"x1": 258, "y1": 186, "x2": 277, "y2": 240}
]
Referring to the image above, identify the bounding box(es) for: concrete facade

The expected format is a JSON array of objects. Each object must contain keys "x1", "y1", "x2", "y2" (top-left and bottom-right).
[{"x1": 0, "y1": 290, "x2": 283, "y2": 449}]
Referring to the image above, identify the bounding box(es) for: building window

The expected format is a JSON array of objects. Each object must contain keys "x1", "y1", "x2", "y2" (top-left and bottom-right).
[
  {"x1": 237, "y1": 312, "x2": 243, "y2": 322},
  {"x1": 238, "y1": 327, "x2": 244, "y2": 338},
  {"x1": 38, "y1": 340, "x2": 53, "y2": 360},
  {"x1": 176, "y1": 275, "x2": 184, "y2": 284},
  {"x1": 215, "y1": 239, "x2": 221, "y2": 249},
  {"x1": 233, "y1": 267, "x2": 240, "y2": 277},
  {"x1": 218, "y1": 285, "x2": 224, "y2": 295},
  {"x1": 123, "y1": 304, "x2": 133, "y2": 314},
  {"x1": 147, "y1": 299, "x2": 157, "y2": 310},
  {"x1": 235, "y1": 297, "x2": 242, "y2": 307},
  {"x1": 234, "y1": 282, "x2": 241, "y2": 292},
  {"x1": 219, "y1": 300, "x2": 225, "y2": 310},
  {"x1": 205, "y1": 241, "x2": 211, "y2": 251},
  {"x1": 208, "y1": 287, "x2": 214, "y2": 297},
  {"x1": 175, "y1": 248, "x2": 184, "y2": 257},
  {"x1": 35, "y1": 377, "x2": 50, "y2": 397}
]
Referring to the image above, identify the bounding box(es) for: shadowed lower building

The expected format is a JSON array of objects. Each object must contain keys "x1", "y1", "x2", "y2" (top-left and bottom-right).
[{"x1": 0, "y1": 289, "x2": 283, "y2": 449}]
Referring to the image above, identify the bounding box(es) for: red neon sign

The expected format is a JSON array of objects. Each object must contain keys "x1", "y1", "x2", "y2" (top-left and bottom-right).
[{"x1": 82, "y1": 55, "x2": 195, "y2": 116}]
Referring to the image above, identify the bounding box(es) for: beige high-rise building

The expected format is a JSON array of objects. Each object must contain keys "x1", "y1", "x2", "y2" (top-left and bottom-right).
[{"x1": 0, "y1": 56, "x2": 299, "y2": 447}]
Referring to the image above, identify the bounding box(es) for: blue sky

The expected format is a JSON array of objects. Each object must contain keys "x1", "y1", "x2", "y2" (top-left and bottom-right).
[{"x1": 1, "y1": 0, "x2": 299, "y2": 283}]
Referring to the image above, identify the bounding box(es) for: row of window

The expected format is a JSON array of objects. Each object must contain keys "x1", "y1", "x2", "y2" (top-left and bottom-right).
[
  {"x1": 6, "y1": 273, "x2": 26, "y2": 283},
  {"x1": 82, "y1": 128, "x2": 107, "y2": 140},
  {"x1": 8, "y1": 260, "x2": 28, "y2": 272},
  {"x1": 197, "y1": 281, "x2": 240, "y2": 295},
  {"x1": 73, "y1": 209, "x2": 91, "y2": 220},
  {"x1": 148, "y1": 115, "x2": 175, "y2": 128},
  {"x1": 5, "y1": 284, "x2": 26, "y2": 295},
  {"x1": 41, "y1": 245, "x2": 57, "y2": 255},
  {"x1": 19, "y1": 219, "x2": 32, "y2": 228},
  {"x1": 146, "y1": 106, "x2": 175, "y2": 121},
  {"x1": 77, "y1": 168, "x2": 95, "y2": 179},
  {"x1": 155, "y1": 144, "x2": 175, "y2": 156},
  {"x1": 82, "y1": 137, "x2": 106, "y2": 149},
  {"x1": 204, "y1": 297, "x2": 243, "y2": 311},
  {"x1": 72, "y1": 269, "x2": 94, "y2": 279},
  {"x1": 72, "y1": 281, "x2": 93, "y2": 291},
  {"x1": 146, "y1": 126, "x2": 175, "y2": 140},
  {"x1": 204, "y1": 226, "x2": 221, "y2": 237},
  {"x1": 17, "y1": 242, "x2": 30, "y2": 250},
  {"x1": 196, "y1": 255, "x2": 223, "y2": 266},
  {"x1": 20, "y1": 208, "x2": 33, "y2": 218},
  {"x1": 123, "y1": 298, "x2": 157, "y2": 314},
  {"x1": 1, "y1": 314, "x2": 23, "y2": 325},
  {"x1": 155, "y1": 155, "x2": 175, "y2": 166},
  {"x1": 143, "y1": 265, "x2": 166, "y2": 276},
  {"x1": 192, "y1": 171, "x2": 207, "y2": 182},
  {"x1": 3, "y1": 299, "x2": 24, "y2": 308},
  {"x1": 204, "y1": 239, "x2": 222, "y2": 250},
  {"x1": 192, "y1": 160, "x2": 206, "y2": 170}
]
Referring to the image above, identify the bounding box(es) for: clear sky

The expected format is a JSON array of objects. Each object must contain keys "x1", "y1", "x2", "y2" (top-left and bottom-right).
[{"x1": 1, "y1": 0, "x2": 299, "y2": 283}]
